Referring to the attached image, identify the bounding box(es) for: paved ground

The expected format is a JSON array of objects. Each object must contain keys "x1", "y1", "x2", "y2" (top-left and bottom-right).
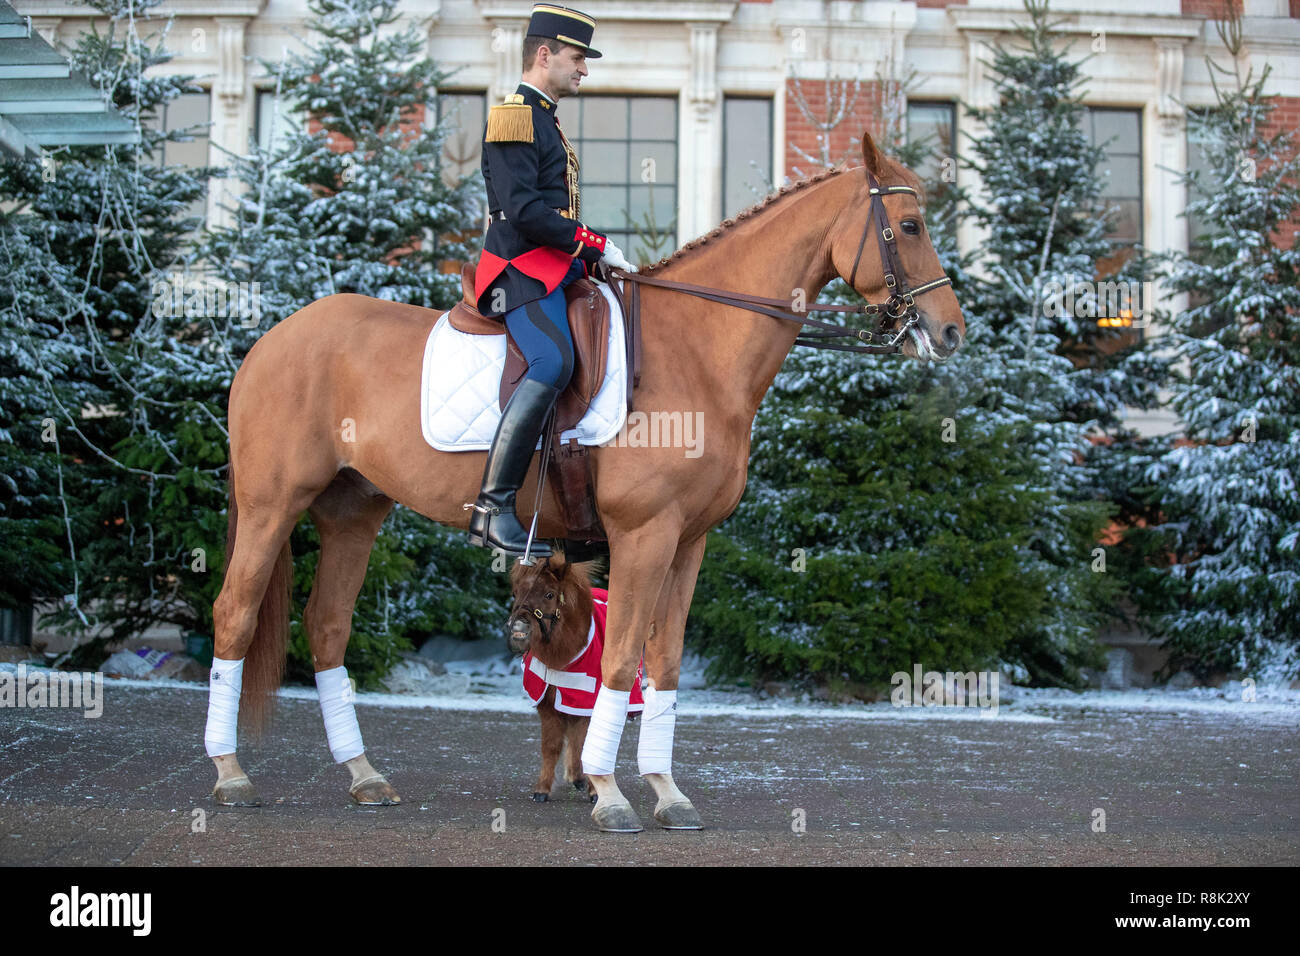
[{"x1": 0, "y1": 681, "x2": 1297, "y2": 866}]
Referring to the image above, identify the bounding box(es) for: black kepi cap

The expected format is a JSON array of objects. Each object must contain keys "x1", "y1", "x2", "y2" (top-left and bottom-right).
[{"x1": 526, "y1": 3, "x2": 601, "y2": 58}]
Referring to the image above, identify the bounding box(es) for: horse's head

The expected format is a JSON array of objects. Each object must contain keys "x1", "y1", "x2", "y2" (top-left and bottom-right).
[
  {"x1": 506, "y1": 551, "x2": 593, "y2": 656},
  {"x1": 829, "y1": 131, "x2": 965, "y2": 362}
]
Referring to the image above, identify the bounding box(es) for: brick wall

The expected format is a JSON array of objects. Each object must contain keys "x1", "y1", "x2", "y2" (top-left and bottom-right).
[
  {"x1": 306, "y1": 101, "x2": 428, "y2": 155},
  {"x1": 1181, "y1": 0, "x2": 1242, "y2": 16},
  {"x1": 783, "y1": 78, "x2": 883, "y2": 177},
  {"x1": 1262, "y1": 95, "x2": 1300, "y2": 250}
]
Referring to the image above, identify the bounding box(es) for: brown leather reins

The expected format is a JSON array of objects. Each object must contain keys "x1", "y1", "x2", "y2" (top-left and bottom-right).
[{"x1": 612, "y1": 171, "x2": 952, "y2": 355}]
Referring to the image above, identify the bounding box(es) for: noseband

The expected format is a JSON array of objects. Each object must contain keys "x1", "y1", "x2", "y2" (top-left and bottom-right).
[
  {"x1": 613, "y1": 168, "x2": 953, "y2": 354},
  {"x1": 516, "y1": 590, "x2": 564, "y2": 640}
]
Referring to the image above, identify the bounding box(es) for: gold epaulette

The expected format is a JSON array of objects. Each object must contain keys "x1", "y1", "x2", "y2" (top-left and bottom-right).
[{"x1": 485, "y1": 94, "x2": 534, "y2": 143}]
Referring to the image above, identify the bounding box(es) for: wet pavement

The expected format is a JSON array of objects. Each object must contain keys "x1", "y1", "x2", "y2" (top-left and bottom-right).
[{"x1": 1, "y1": 681, "x2": 1297, "y2": 866}]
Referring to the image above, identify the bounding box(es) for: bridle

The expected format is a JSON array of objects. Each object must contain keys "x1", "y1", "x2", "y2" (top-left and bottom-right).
[
  {"x1": 613, "y1": 169, "x2": 953, "y2": 355},
  {"x1": 514, "y1": 589, "x2": 564, "y2": 641}
]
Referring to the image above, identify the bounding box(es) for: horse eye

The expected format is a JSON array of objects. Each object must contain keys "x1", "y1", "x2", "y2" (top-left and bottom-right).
[
  {"x1": 545, "y1": 591, "x2": 554, "y2": 601},
  {"x1": 901, "y1": 220, "x2": 921, "y2": 236}
]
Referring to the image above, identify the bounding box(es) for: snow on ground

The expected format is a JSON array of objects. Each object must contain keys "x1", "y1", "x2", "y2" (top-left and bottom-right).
[{"x1": 5, "y1": 651, "x2": 1298, "y2": 724}]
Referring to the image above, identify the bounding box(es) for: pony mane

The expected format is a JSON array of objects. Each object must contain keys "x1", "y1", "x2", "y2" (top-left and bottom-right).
[{"x1": 638, "y1": 155, "x2": 924, "y2": 275}]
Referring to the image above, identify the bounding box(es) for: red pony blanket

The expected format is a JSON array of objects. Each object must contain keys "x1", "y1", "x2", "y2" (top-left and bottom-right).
[{"x1": 522, "y1": 588, "x2": 645, "y2": 716}]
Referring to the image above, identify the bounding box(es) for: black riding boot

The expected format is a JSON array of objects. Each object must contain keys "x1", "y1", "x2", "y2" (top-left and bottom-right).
[{"x1": 466, "y1": 378, "x2": 560, "y2": 556}]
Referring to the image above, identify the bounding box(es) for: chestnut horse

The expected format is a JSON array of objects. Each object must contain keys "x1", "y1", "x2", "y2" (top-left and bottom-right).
[{"x1": 208, "y1": 132, "x2": 965, "y2": 829}]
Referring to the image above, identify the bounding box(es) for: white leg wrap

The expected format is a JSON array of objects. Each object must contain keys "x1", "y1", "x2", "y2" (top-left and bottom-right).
[
  {"x1": 581, "y1": 684, "x2": 630, "y2": 776},
  {"x1": 316, "y1": 666, "x2": 365, "y2": 764},
  {"x1": 637, "y1": 685, "x2": 678, "y2": 776},
  {"x1": 204, "y1": 657, "x2": 244, "y2": 757}
]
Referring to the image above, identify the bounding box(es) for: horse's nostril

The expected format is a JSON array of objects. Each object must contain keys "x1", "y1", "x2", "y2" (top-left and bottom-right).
[{"x1": 942, "y1": 324, "x2": 962, "y2": 351}]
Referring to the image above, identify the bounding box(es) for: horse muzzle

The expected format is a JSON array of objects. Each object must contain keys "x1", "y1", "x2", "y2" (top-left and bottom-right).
[{"x1": 506, "y1": 616, "x2": 533, "y2": 654}]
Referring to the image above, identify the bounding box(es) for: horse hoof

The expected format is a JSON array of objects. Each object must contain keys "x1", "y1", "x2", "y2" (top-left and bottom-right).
[
  {"x1": 654, "y1": 800, "x2": 704, "y2": 830},
  {"x1": 212, "y1": 775, "x2": 261, "y2": 807},
  {"x1": 532, "y1": 792, "x2": 549, "y2": 803},
  {"x1": 351, "y1": 775, "x2": 401, "y2": 806},
  {"x1": 592, "y1": 801, "x2": 643, "y2": 833}
]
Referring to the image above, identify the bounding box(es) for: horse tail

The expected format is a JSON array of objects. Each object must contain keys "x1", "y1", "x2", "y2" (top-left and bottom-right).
[{"x1": 224, "y1": 461, "x2": 292, "y2": 738}]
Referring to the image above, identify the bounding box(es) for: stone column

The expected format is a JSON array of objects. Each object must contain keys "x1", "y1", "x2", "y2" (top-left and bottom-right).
[
  {"x1": 489, "y1": 20, "x2": 525, "y2": 105},
  {"x1": 208, "y1": 17, "x2": 251, "y2": 231},
  {"x1": 1150, "y1": 36, "x2": 1191, "y2": 340},
  {"x1": 956, "y1": 30, "x2": 996, "y2": 273},
  {"x1": 676, "y1": 23, "x2": 728, "y2": 243},
  {"x1": 680, "y1": 21, "x2": 722, "y2": 243}
]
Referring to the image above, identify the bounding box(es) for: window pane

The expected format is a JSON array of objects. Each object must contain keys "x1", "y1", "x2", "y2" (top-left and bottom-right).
[
  {"x1": 629, "y1": 140, "x2": 676, "y2": 186},
  {"x1": 907, "y1": 101, "x2": 955, "y2": 191},
  {"x1": 1102, "y1": 155, "x2": 1140, "y2": 198},
  {"x1": 1092, "y1": 109, "x2": 1139, "y2": 151},
  {"x1": 436, "y1": 92, "x2": 486, "y2": 187},
  {"x1": 626, "y1": 182, "x2": 675, "y2": 221},
  {"x1": 1107, "y1": 199, "x2": 1140, "y2": 243},
  {"x1": 1083, "y1": 107, "x2": 1142, "y2": 246},
  {"x1": 582, "y1": 140, "x2": 627, "y2": 183},
  {"x1": 581, "y1": 97, "x2": 627, "y2": 138},
  {"x1": 582, "y1": 185, "x2": 627, "y2": 226},
  {"x1": 562, "y1": 96, "x2": 677, "y2": 264},
  {"x1": 149, "y1": 91, "x2": 210, "y2": 229},
  {"x1": 1186, "y1": 108, "x2": 1218, "y2": 251},
  {"x1": 723, "y1": 97, "x2": 772, "y2": 219},
  {"x1": 556, "y1": 98, "x2": 579, "y2": 128},
  {"x1": 632, "y1": 99, "x2": 676, "y2": 138},
  {"x1": 255, "y1": 89, "x2": 303, "y2": 156},
  {"x1": 162, "y1": 92, "x2": 211, "y2": 169}
]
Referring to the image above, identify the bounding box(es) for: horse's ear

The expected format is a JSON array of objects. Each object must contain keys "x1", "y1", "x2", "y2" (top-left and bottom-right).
[{"x1": 861, "y1": 130, "x2": 885, "y2": 178}]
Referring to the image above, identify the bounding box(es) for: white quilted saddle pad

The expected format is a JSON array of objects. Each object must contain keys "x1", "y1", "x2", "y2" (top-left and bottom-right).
[{"x1": 420, "y1": 280, "x2": 628, "y2": 452}]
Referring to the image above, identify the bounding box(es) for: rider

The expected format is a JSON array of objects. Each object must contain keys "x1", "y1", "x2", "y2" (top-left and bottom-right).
[{"x1": 466, "y1": 3, "x2": 636, "y2": 557}]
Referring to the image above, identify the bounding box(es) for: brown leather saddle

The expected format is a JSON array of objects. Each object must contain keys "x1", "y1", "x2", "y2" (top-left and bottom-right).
[{"x1": 446, "y1": 262, "x2": 640, "y2": 543}]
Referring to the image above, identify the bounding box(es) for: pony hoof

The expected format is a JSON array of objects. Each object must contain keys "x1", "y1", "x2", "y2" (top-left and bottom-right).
[
  {"x1": 212, "y1": 775, "x2": 262, "y2": 807},
  {"x1": 654, "y1": 800, "x2": 704, "y2": 830},
  {"x1": 592, "y1": 801, "x2": 643, "y2": 833},
  {"x1": 532, "y1": 792, "x2": 549, "y2": 803},
  {"x1": 350, "y1": 775, "x2": 401, "y2": 806}
]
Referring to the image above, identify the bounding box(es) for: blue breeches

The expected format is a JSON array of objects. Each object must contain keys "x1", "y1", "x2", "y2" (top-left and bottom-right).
[{"x1": 503, "y1": 260, "x2": 583, "y2": 390}]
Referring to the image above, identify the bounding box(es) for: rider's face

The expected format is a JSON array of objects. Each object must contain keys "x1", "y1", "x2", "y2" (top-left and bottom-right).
[{"x1": 544, "y1": 44, "x2": 588, "y2": 99}]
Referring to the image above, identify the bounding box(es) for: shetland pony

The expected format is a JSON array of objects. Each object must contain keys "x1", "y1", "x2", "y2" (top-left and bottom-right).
[{"x1": 507, "y1": 552, "x2": 642, "y2": 802}]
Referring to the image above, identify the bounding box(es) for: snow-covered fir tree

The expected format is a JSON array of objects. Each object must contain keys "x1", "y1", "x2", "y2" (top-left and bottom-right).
[
  {"x1": 203, "y1": 0, "x2": 480, "y2": 314},
  {"x1": 943, "y1": 0, "x2": 1177, "y2": 681},
  {"x1": 2, "y1": 0, "x2": 502, "y2": 682},
  {"x1": 688, "y1": 23, "x2": 1121, "y2": 690},
  {"x1": 1140, "y1": 16, "x2": 1300, "y2": 681},
  {"x1": 201, "y1": 0, "x2": 504, "y2": 684},
  {"x1": 964, "y1": 0, "x2": 1161, "y2": 429},
  {"x1": 0, "y1": 0, "x2": 214, "y2": 655}
]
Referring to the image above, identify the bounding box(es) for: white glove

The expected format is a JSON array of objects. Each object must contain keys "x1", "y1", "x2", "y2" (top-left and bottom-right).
[{"x1": 601, "y1": 239, "x2": 637, "y2": 273}]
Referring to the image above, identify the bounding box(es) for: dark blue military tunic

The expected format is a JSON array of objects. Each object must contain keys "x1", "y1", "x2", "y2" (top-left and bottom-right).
[{"x1": 474, "y1": 83, "x2": 607, "y2": 319}]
